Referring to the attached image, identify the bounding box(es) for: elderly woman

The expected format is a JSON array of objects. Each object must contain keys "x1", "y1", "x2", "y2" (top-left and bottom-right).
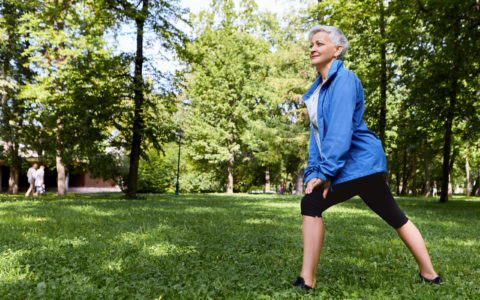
[{"x1": 293, "y1": 25, "x2": 442, "y2": 291}]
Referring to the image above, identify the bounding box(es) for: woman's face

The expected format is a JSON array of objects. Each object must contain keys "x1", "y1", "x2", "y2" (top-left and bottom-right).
[{"x1": 310, "y1": 31, "x2": 342, "y2": 67}]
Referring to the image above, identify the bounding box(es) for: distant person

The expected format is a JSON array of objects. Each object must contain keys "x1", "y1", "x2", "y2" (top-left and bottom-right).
[
  {"x1": 35, "y1": 165, "x2": 46, "y2": 196},
  {"x1": 25, "y1": 163, "x2": 38, "y2": 197},
  {"x1": 432, "y1": 180, "x2": 438, "y2": 197},
  {"x1": 288, "y1": 182, "x2": 293, "y2": 194},
  {"x1": 293, "y1": 25, "x2": 441, "y2": 292}
]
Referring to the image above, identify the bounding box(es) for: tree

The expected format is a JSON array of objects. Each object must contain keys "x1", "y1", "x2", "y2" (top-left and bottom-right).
[
  {"x1": 309, "y1": 0, "x2": 408, "y2": 192},
  {"x1": 0, "y1": 0, "x2": 35, "y2": 194},
  {"x1": 19, "y1": 0, "x2": 128, "y2": 195},
  {"x1": 390, "y1": 0, "x2": 480, "y2": 202},
  {"x1": 183, "y1": 0, "x2": 271, "y2": 193},
  {"x1": 310, "y1": 0, "x2": 393, "y2": 143},
  {"x1": 104, "y1": 0, "x2": 187, "y2": 198},
  {"x1": 262, "y1": 10, "x2": 314, "y2": 194}
]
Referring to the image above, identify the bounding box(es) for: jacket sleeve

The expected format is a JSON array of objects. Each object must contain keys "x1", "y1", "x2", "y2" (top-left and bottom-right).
[
  {"x1": 318, "y1": 73, "x2": 357, "y2": 180},
  {"x1": 304, "y1": 127, "x2": 328, "y2": 184}
]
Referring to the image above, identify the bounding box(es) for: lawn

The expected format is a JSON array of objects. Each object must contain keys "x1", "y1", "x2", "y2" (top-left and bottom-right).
[{"x1": 0, "y1": 193, "x2": 478, "y2": 299}]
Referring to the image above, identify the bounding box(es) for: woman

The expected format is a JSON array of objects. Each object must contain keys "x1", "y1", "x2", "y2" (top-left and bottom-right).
[{"x1": 293, "y1": 25, "x2": 442, "y2": 291}]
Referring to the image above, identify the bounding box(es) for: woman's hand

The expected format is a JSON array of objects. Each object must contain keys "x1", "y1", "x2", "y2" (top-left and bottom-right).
[{"x1": 305, "y1": 178, "x2": 331, "y2": 199}]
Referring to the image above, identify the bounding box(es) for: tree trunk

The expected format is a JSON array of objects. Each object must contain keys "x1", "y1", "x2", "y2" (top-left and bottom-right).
[
  {"x1": 53, "y1": 109, "x2": 67, "y2": 195},
  {"x1": 386, "y1": 170, "x2": 392, "y2": 186},
  {"x1": 473, "y1": 168, "x2": 480, "y2": 196},
  {"x1": 395, "y1": 151, "x2": 401, "y2": 195},
  {"x1": 465, "y1": 155, "x2": 470, "y2": 197},
  {"x1": 378, "y1": 0, "x2": 387, "y2": 143},
  {"x1": 440, "y1": 20, "x2": 460, "y2": 203},
  {"x1": 400, "y1": 147, "x2": 408, "y2": 195},
  {"x1": 265, "y1": 166, "x2": 270, "y2": 193},
  {"x1": 395, "y1": 171, "x2": 401, "y2": 195},
  {"x1": 448, "y1": 174, "x2": 453, "y2": 197},
  {"x1": 411, "y1": 151, "x2": 417, "y2": 196},
  {"x1": 423, "y1": 137, "x2": 431, "y2": 196},
  {"x1": 296, "y1": 168, "x2": 304, "y2": 195},
  {"x1": 227, "y1": 154, "x2": 234, "y2": 194},
  {"x1": 126, "y1": 0, "x2": 149, "y2": 198},
  {"x1": 441, "y1": 116, "x2": 454, "y2": 203},
  {"x1": 55, "y1": 115, "x2": 67, "y2": 195},
  {"x1": 54, "y1": 1, "x2": 68, "y2": 196},
  {"x1": 56, "y1": 153, "x2": 67, "y2": 196},
  {"x1": 8, "y1": 163, "x2": 19, "y2": 194},
  {"x1": 1, "y1": 9, "x2": 17, "y2": 194}
]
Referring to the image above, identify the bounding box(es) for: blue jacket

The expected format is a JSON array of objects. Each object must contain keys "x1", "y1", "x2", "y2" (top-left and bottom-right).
[{"x1": 303, "y1": 60, "x2": 387, "y2": 186}]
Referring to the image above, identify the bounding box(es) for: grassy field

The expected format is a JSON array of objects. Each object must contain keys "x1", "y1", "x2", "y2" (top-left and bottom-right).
[{"x1": 0, "y1": 193, "x2": 478, "y2": 299}]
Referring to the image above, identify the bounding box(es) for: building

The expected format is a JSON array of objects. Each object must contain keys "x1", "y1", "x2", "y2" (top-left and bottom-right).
[{"x1": 0, "y1": 142, "x2": 121, "y2": 193}]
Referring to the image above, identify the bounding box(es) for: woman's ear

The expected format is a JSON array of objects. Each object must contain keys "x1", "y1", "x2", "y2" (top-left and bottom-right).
[{"x1": 335, "y1": 45, "x2": 343, "y2": 58}]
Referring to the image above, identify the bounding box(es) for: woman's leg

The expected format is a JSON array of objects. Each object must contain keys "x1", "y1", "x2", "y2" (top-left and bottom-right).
[
  {"x1": 300, "y1": 215, "x2": 324, "y2": 288},
  {"x1": 396, "y1": 220, "x2": 438, "y2": 279},
  {"x1": 358, "y1": 173, "x2": 439, "y2": 279},
  {"x1": 298, "y1": 182, "x2": 356, "y2": 288}
]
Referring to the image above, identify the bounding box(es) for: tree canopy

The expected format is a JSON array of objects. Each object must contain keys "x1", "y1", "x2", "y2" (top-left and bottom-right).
[{"x1": 0, "y1": 0, "x2": 478, "y2": 200}]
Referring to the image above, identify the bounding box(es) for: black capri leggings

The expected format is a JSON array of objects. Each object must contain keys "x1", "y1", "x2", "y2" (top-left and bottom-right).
[{"x1": 301, "y1": 172, "x2": 408, "y2": 229}]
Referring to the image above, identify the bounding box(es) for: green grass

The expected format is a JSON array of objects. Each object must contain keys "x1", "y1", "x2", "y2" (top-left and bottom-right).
[{"x1": 0, "y1": 193, "x2": 479, "y2": 299}]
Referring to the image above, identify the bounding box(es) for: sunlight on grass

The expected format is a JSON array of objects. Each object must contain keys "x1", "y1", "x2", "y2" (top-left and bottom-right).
[
  {"x1": 184, "y1": 206, "x2": 229, "y2": 214},
  {"x1": 257, "y1": 201, "x2": 298, "y2": 209},
  {"x1": 146, "y1": 242, "x2": 198, "y2": 257},
  {"x1": 244, "y1": 218, "x2": 275, "y2": 225}
]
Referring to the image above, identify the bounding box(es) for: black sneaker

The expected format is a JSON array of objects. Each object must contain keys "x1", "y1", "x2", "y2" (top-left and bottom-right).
[
  {"x1": 419, "y1": 273, "x2": 443, "y2": 284},
  {"x1": 293, "y1": 276, "x2": 313, "y2": 292}
]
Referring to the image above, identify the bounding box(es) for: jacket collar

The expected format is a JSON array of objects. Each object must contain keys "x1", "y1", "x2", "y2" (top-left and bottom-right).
[{"x1": 302, "y1": 60, "x2": 343, "y2": 101}]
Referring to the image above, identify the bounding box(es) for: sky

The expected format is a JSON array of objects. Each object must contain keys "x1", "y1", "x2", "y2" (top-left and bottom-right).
[
  {"x1": 106, "y1": 0, "x2": 310, "y2": 85},
  {"x1": 181, "y1": 0, "x2": 292, "y2": 17},
  {"x1": 109, "y1": 0, "x2": 298, "y2": 52}
]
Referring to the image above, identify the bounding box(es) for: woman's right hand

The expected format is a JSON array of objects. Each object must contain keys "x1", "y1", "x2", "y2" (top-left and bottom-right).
[
  {"x1": 305, "y1": 178, "x2": 331, "y2": 199},
  {"x1": 305, "y1": 178, "x2": 321, "y2": 194}
]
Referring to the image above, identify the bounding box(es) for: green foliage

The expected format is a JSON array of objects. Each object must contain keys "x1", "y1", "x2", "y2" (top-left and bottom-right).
[
  {"x1": 86, "y1": 150, "x2": 130, "y2": 192},
  {"x1": 0, "y1": 0, "x2": 35, "y2": 176},
  {"x1": 137, "y1": 144, "x2": 177, "y2": 193},
  {"x1": 137, "y1": 142, "x2": 221, "y2": 193},
  {"x1": 179, "y1": 168, "x2": 221, "y2": 193},
  {"x1": 182, "y1": 0, "x2": 272, "y2": 191},
  {"x1": 0, "y1": 194, "x2": 478, "y2": 298},
  {"x1": 18, "y1": 0, "x2": 129, "y2": 165},
  {"x1": 387, "y1": 0, "x2": 480, "y2": 198},
  {"x1": 304, "y1": 0, "x2": 480, "y2": 197},
  {"x1": 103, "y1": 0, "x2": 188, "y2": 197},
  {"x1": 1, "y1": 0, "x2": 479, "y2": 196},
  {"x1": 310, "y1": 0, "x2": 389, "y2": 133},
  {"x1": 260, "y1": 9, "x2": 315, "y2": 183}
]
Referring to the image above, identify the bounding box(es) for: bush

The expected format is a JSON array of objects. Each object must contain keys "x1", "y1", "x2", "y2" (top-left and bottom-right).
[{"x1": 137, "y1": 145, "x2": 177, "y2": 193}]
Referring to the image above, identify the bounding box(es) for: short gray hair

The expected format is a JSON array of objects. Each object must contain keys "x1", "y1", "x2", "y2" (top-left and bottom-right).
[{"x1": 308, "y1": 25, "x2": 349, "y2": 60}]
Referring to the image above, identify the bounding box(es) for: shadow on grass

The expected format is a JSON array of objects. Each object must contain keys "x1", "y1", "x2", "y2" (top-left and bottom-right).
[{"x1": 0, "y1": 194, "x2": 478, "y2": 299}]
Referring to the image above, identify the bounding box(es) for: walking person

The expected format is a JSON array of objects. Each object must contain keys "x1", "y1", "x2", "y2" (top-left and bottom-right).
[
  {"x1": 293, "y1": 25, "x2": 441, "y2": 292},
  {"x1": 25, "y1": 163, "x2": 38, "y2": 197},
  {"x1": 432, "y1": 180, "x2": 438, "y2": 197},
  {"x1": 35, "y1": 165, "x2": 46, "y2": 197}
]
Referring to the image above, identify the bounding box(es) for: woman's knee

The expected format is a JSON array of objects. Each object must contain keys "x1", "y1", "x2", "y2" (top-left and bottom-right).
[{"x1": 301, "y1": 190, "x2": 325, "y2": 217}]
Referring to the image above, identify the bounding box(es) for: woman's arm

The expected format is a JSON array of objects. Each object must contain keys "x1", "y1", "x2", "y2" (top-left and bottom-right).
[
  {"x1": 304, "y1": 128, "x2": 327, "y2": 184},
  {"x1": 318, "y1": 73, "x2": 358, "y2": 180}
]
